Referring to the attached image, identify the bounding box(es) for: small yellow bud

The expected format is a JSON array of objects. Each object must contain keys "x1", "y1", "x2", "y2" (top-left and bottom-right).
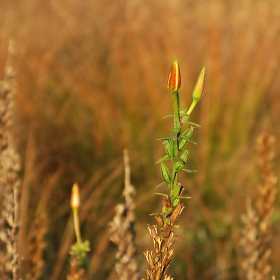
[
  {"x1": 167, "y1": 58, "x2": 181, "y2": 92},
  {"x1": 71, "y1": 183, "x2": 80, "y2": 209},
  {"x1": 193, "y1": 67, "x2": 206, "y2": 101}
]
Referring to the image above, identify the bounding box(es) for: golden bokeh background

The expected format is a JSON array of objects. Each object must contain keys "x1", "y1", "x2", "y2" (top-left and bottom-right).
[{"x1": 1, "y1": 0, "x2": 280, "y2": 279}]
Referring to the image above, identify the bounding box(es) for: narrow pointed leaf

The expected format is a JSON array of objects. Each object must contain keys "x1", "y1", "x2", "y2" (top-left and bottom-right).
[
  {"x1": 158, "y1": 136, "x2": 174, "y2": 141},
  {"x1": 149, "y1": 213, "x2": 159, "y2": 216},
  {"x1": 186, "y1": 121, "x2": 201, "y2": 127},
  {"x1": 155, "y1": 192, "x2": 168, "y2": 198},
  {"x1": 162, "y1": 115, "x2": 174, "y2": 119},
  {"x1": 178, "y1": 195, "x2": 192, "y2": 199},
  {"x1": 155, "y1": 182, "x2": 167, "y2": 189},
  {"x1": 156, "y1": 154, "x2": 170, "y2": 164},
  {"x1": 173, "y1": 157, "x2": 184, "y2": 163},
  {"x1": 180, "y1": 135, "x2": 197, "y2": 145},
  {"x1": 160, "y1": 162, "x2": 171, "y2": 183}
]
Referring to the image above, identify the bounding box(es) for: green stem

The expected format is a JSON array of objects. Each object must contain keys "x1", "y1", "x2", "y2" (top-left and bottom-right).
[
  {"x1": 171, "y1": 91, "x2": 181, "y2": 135},
  {"x1": 171, "y1": 91, "x2": 180, "y2": 197},
  {"x1": 73, "y1": 207, "x2": 82, "y2": 244},
  {"x1": 186, "y1": 99, "x2": 198, "y2": 116}
]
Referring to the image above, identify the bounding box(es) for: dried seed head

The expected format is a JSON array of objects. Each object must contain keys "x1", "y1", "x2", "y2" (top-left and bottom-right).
[
  {"x1": 147, "y1": 224, "x2": 158, "y2": 239},
  {"x1": 162, "y1": 224, "x2": 172, "y2": 239},
  {"x1": 155, "y1": 266, "x2": 163, "y2": 280},
  {"x1": 143, "y1": 251, "x2": 154, "y2": 268},
  {"x1": 154, "y1": 239, "x2": 162, "y2": 255},
  {"x1": 170, "y1": 203, "x2": 185, "y2": 224},
  {"x1": 165, "y1": 233, "x2": 179, "y2": 250},
  {"x1": 162, "y1": 197, "x2": 173, "y2": 215},
  {"x1": 162, "y1": 197, "x2": 172, "y2": 208},
  {"x1": 154, "y1": 214, "x2": 164, "y2": 228}
]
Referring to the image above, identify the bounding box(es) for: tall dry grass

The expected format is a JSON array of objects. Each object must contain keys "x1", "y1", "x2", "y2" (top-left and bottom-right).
[{"x1": 0, "y1": 0, "x2": 280, "y2": 279}]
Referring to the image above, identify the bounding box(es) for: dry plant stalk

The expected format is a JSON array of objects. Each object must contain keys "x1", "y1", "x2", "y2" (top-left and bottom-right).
[
  {"x1": 255, "y1": 132, "x2": 277, "y2": 279},
  {"x1": 240, "y1": 132, "x2": 277, "y2": 280},
  {"x1": 142, "y1": 211, "x2": 181, "y2": 280},
  {"x1": 240, "y1": 198, "x2": 262, "y2": 280},
  {"x1": 0, "y1": 40, "x2": 21, "y2": 280},
  {"x1": 109, "y1": 149, "x2": 140, "y2": 280},
  {"x1": 67, "y1": 256, "x2": 85, "y2": 280},
  {"x1": 25, "y1": 210, "x2": 48, "y2": 280}
]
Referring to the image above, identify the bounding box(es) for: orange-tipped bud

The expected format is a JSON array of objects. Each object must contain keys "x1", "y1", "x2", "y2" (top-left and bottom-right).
[
  {"x1": 193, "y1": 67, "x2": 206, "y2": 101},
  {"x1": 167, "y1": 58, "x2": 181, "y2": 92},
  {"x1": 71, "y1": 183, "x2": 80, "y2": 209}
]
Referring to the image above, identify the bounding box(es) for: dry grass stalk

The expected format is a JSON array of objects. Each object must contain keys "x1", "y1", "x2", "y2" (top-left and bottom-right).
[
  {"x1": 240, "y1": 198, "x2": 262, "y2": 280},
  {"x1": 0, "y1": 40, "x2": 21, "y2": 280},
  {"x1": 67, "y1": 256, "x2": 85, "y2": 280},
  {"x1": 142, "y1": 203, "x2": 184, "y2": 280},
  {"x1": 109, "y1": 149, "x2": 140, "y2": 280},
  {"x1": 255, "y1": 132, "x2": 277, "y2": 279},
  {"x1": 240, "y1": 132, "x2": 277, "y2": 280},
  {"x1": 25, "y1": 210, "x2": 48, "y2": 280}
]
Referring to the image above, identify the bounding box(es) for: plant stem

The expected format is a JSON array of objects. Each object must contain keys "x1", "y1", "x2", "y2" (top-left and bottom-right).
[
  {"x1": 171, "y1": 91, "x2": 181, "y2": 135},
  {"x1": 186, "y1": 100, "x2": 198, "y2": 116},
  {"x1": 73, "y1": 208, "x2": 82, "y2": 244}
]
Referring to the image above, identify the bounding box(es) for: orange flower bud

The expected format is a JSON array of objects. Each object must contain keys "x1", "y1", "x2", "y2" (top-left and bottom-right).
[
  {"x1": 167, "y1": 58, "x2": 181, "y2": 92},
  {"x1": 71, "y1": 183, "x2": 80, "y2": 209},
  {"x1": 193, "y1": 67, "x2": 206, "y2": 101}
]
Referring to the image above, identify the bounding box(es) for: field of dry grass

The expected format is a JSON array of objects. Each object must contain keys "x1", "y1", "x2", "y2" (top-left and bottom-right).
[{"x1": 1, "y1": 0, "x2": 280, "y2": 279}]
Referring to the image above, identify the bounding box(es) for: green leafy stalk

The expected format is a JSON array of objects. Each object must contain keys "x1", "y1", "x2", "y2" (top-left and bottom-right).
[
  {"x1": 143, "y1": 59, "x2": 205, "y2": 280},
  {"x1": 160, "y1": 63, "x2": 205, "y2": 212},
  {"x1": 171, "y1": 91, "x2": 181, "y2": 135}
]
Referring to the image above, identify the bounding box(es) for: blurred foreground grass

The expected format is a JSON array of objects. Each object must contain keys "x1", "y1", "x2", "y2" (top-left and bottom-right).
[{"x1": 1, "y1": 0, "x2": 280, "y2": 279}]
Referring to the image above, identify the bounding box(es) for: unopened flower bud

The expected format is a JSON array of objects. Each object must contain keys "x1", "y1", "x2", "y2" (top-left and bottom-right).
[
  {"x1": 193, "y1": 67, "x2": 206, "y2": 101},
  {"x1": 71, "y1": 183, "x2": 80, "y2": 209},
  {"x1": 167, "y1": 58, "x2": 181, "y2": 92}
]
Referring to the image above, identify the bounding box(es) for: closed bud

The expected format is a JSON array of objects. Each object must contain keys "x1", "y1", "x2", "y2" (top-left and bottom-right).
[
  {"x1": 167, "y1": 58, "x2": 181, "y2": 92},
  {"x1": 193, "y1": 67, "x2": 206, "y2": 101},
  {"x1": 71, "y1": 183, "x2": 80, "y2": 209}
]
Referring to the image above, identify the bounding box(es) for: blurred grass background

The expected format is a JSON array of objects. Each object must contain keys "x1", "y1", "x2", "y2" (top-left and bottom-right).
[{"x1": 1, "y1": 0, "x2": 280, "y2": 279}]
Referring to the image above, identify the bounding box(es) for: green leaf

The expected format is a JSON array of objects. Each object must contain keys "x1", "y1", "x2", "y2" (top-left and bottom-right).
[
  {"x1": 179, "y1": 128, "x2": 193, "y2": 150},
  {"x1": 174, "y1": 157, "x2": 184, "y2": 164},
  {"x1": 160, "y1": 162, "x2": 171, "y2": 183},
  {"x1": 171, "y1": 184, "x2": 183, "y2": 201},
  {"x1": 180, "y1": 150, "x2": 189, "y2": 162},
  {"x1": 155, "y1": 182, "x2": 167, "y2": 189},
  {"x1": 181, "y1": 127, "x2": 193, "y2": 137},
  {"x1": 174, "y1": 151, "x2": 189, "y2": 171},
  {"x1": 178, "y1": 195, "x2": 192, "y2": 199},
  {"x1": 156, "y1": 155, "x2": 170, "y2": 164},
  {"x1": 186, "y1": 121, "x2": 201, "y2": 127},
  {"x1": 155, "y1": 192, "x2": 168, "y2": 198},
  {"x1": 158, "y1": 136, "x2": 174, "y2": 140},
  {"x1": 170, "y1": 139, "x2": 179, "y2": 158},
  {"x1": 180, "y1": 135, "x2": 197, "y2": 145},
  {"x1": 172, "y1": 198, "x2": 180, "y2": 207},
  {"x1": 171, "y1": 127, "x2": 180, "y2": 135},
  {"x1": 162, "y1": 114, "x2": 174, "y2": 119},
  {"x1": 164, "y1": 140, "x2": 172, "y2": 157},
  {"x1": 174, "y1": 161, "x2": 184, "y2": 172}
]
